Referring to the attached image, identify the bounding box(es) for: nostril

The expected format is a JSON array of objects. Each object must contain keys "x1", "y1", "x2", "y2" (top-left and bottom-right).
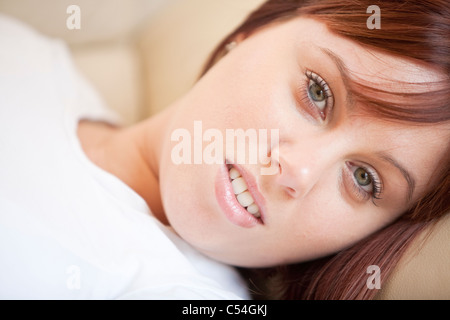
[{"x1": 285, "y1": 186, "x2": 297, "y2": 198}]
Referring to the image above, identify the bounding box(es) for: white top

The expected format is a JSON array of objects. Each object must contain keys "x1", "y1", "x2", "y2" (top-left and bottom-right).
[{"x1": 0, "y1": 14, "x2": 249, "y2": 300}]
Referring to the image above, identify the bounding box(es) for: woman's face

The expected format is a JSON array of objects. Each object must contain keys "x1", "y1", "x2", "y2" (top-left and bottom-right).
[{"x1": 158, "y1": 17, "x2": 448, "y2": 267}]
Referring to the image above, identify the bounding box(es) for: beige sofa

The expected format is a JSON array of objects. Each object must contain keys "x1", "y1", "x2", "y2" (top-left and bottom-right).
[{"x1": 1, "y1": 0, "x2": 448, "y2": 299}]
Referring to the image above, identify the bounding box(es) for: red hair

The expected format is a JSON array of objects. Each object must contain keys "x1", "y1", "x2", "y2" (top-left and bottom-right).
[{"x1": 201, "y1": 0, "x2": 450, "y2": 299}]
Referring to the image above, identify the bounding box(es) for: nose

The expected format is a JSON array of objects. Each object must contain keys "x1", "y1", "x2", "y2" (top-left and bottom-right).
[{"x1": 271, "y1": 139, "x2": 335, "y2": 199}]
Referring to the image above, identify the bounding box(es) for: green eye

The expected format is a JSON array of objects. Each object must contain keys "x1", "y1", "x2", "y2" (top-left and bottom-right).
[
  {"x1": 308, "y1": 81, "x2": 326, "y2": 103},
  {"x1": 305, "y1": 70, "x2": 333, "y2": 118},
  {"x1": 354, "y1": 167, "x2": 372, "y2": 187},
  {"x1": 346, "y1": 162, "x2": 383, "y2": 202},
  {"x1": 307, "y1": 80, "x2": 327, "y2": 111}
]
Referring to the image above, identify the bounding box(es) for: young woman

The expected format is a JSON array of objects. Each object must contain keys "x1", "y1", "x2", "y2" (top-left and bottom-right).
[
  {"x1": 0, "y1": 0, "x2": 448, "y2": 299},
  {"x1": 198, "y1": 0, "x2": 450, "y2": 299}
]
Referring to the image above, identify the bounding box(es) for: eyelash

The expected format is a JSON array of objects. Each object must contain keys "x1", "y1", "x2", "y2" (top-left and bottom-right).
[
  {"x1": 298, "y1": 70, "x2": 334, "y2": 121},
  {"x1": 298, "y1": 70, "x2": 383, "y2": 204},
  {"x1": 346, "y1": 162, "x2": 383, "y2": 204}
]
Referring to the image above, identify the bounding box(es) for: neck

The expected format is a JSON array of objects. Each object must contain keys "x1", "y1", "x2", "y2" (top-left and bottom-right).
[{"x1": 77, "y1": 103, "x2": 178, "y2": 225}]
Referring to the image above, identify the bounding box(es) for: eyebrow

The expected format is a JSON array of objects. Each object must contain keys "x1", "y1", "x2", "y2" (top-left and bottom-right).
[
  {"x1": 318, "y1": 46, "x2": 416, "y2": 203},
  {"x1": 318, "y1": 47, "x2": 355, "y2": 109},
  {"x1": 377, "y1": 151, "x2": 416, "y2": 203}
]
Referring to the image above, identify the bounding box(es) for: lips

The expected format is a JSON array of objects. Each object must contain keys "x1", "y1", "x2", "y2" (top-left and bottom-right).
[{"x1": 215, "y1": 163, "x2": 266, "y2": 228}]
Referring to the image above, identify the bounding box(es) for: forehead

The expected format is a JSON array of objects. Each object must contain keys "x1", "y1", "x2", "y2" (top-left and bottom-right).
[
  {"x1": 246, "y1": 16, "x2": 450, "y2": 138},
  {"x1": 285, "y1": 17, "x2": 446, "y2": 85}
]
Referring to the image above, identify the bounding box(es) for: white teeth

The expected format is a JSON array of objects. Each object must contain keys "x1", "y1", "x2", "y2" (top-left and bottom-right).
[
  {"x1": 231, "y1": 177, "x2": 247, "y2": 195},
  {"x1": 228, "y1": 166, "x2": 261, "y2": 218},
  {"x1": 236, "y1": 191, "x2": 254, "y2": 207},
  {"x1": 229, "y1": 167, "x2": 240, "y2": 180},
  {"x1": 246, "y1": 203, "x2": 260, "y2": 218}
]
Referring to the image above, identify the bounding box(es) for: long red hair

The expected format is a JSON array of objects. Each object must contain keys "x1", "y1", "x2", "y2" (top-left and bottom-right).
[{"x1": 201, "y1": 0, "x2": 450, "y2": 299}]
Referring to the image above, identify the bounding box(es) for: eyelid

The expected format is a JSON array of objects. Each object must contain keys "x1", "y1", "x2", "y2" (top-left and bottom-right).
[{"x1": 343, "y1": 161, "x2": 383, "y2": 204}]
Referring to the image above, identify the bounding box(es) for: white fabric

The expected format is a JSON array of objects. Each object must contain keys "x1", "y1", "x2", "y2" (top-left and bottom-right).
[{"x1": 0, "y1": 14, "x2": 249, "y2": 300}]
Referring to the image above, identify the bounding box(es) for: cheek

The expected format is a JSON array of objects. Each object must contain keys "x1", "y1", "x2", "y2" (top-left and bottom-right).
[
  {"x1": 199, "y1": 39, "x2": 295, "y2": 123},
  {"x1": 273, "y1": 192, "x2": 393, "y2": 264},
  {"x1": 159, "y1": 160, "x2": 228, "y2": 246},
  {"x1": 160, "y1": 165, "x2": 205, "y2": 219}
]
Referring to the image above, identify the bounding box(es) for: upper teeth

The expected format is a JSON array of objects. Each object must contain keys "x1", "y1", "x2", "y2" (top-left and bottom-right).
[{"x1": 228, "y1": 167, "x2": 261, "y2": 218}]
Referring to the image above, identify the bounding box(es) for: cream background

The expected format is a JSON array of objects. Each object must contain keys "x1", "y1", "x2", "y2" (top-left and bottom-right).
[{"x1": 0, "y1": 0, "x2": 264, "y2": 123}]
